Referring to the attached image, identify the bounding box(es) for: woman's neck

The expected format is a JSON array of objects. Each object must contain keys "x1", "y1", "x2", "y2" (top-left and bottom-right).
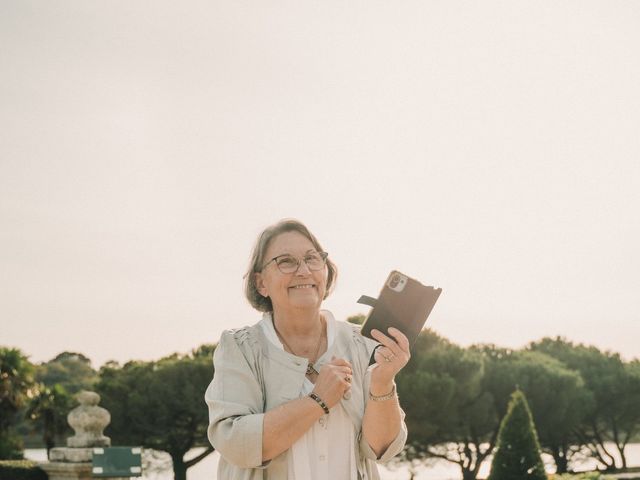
[{"x1": 271, "y1": 307, "x2": 324, "y2": 339}]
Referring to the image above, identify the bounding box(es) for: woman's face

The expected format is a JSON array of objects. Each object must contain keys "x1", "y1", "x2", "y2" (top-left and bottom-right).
[{"x1": 255, "y1": 230, "x2": 328, "y2": 314}]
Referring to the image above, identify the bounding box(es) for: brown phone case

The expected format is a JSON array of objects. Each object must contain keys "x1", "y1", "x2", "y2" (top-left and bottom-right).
[{"x1": 360, "y1": 270, "x2": 442, "y2": 349}]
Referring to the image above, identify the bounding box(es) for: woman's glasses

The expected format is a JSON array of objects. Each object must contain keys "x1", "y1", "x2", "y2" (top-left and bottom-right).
[{"x1": 262, "y1": 251, "x2": 328, "y2": 274}]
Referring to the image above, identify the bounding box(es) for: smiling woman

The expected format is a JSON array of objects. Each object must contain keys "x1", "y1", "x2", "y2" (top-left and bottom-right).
[
  {"x1": 243, "y1": 220, "x2": 338, "y2": 314},
  {"x1": 204, "y1": 219, "x2": 410, "y2": 480}
]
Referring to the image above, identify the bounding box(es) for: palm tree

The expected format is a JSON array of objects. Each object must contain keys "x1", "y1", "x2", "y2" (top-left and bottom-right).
[
  {"x1": 26, "y1": 384, "x2": 73, "y2": 457},
  {"x1": 0, "y1": 347, "x2": 36, "y2": 459}
]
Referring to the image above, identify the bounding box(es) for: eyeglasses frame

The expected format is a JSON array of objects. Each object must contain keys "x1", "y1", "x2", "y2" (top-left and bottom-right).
[{"x1": 261, "y1": 251, "x2": 329, "y2": 274}]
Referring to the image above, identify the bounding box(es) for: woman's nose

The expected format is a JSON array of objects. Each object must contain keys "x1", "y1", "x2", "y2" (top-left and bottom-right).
[{"x1": 295, "y1": 259, "x2": 312, "y2": 275}]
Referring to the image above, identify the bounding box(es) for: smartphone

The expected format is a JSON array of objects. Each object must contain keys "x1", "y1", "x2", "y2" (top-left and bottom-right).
[{"x1": 360, "y1": 271, "x2": 442, "y2": 349}]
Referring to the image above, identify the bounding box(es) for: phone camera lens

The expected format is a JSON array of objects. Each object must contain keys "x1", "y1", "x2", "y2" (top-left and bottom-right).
[{"x1": 389, "y1": 274, "x2": 401, "y2": 289}]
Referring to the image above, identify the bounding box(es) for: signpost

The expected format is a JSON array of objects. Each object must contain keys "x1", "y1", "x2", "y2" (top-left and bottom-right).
[{"x1": 92, "y1": 447, "x2": 142, "y2": 478}]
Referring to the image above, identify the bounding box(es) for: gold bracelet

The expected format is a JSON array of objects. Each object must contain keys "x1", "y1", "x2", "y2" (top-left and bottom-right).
[{"x1": 369, "y1": 384, "x2": 396, "y2": 401}]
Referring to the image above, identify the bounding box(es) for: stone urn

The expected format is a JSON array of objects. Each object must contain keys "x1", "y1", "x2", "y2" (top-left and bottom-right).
[
  {"x1": 41, "y1": 391, "x2": 123, "y2": 480},
  {"x1": 67, "y1": 391, "x2": 111, "y2": 448}
]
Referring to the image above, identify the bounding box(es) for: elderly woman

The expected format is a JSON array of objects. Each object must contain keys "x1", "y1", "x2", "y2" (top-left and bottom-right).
[{"x1": 205, "y1": 219, "x2": 410, "y2": 479}]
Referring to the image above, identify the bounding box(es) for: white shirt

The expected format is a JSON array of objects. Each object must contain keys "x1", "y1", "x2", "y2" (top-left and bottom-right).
[{"x1": 261, "y1": 312, "x2": 358, "y2": 480}]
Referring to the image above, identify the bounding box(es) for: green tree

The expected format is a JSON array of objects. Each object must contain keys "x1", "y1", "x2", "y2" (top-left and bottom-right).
[
  {"x1": 487, "y1": 389, "x2": 546, "y2": 480},
  {"x1": 25, "y1": 384, "x2": 74, "y2": 457},
  {"x1": 35, "y1": 352, "x2": 97, "y2": 395},
  {"x1": 531, "y1": 337, "x2": 640, "y2": 470},
  {"x1": 15, "y1": 351, "x2": 97, "y2": 450},
  {"x1": 397, "y1": 331, "x2": 497, "y2": 480},
  {"x1": 0, "y1": 348, "x2": 37, "y2": 459},
  {"x1": 346, "y1": 314, "x2": 366, "y2": 325},
  {"x1": 95, "y1": 345, "x2": 215, "y2": 480},
  {"x1": 475, "y1": 345, "x2": 592, "y2": 473}
]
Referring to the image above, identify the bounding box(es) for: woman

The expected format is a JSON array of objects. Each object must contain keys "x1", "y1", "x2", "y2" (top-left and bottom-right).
[{"x1": 205, "y1": 219, "x2": 410, "y2": 479}]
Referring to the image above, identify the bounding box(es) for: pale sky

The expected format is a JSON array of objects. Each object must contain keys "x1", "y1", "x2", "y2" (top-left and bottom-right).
[{"x1": 1, "y1": 0, "x2": 639, "y2": 368}]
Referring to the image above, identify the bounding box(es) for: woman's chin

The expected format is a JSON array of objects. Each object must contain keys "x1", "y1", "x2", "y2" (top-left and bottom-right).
[
  {"x1": 291, "y1": 299, "x2": 321, "y2": 310},
  {"x1": 287, "y1": 294, "x2": 321, "y2": 309}
]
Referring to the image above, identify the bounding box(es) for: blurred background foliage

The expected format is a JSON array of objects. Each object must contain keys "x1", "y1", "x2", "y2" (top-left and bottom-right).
[{"x1": 2, "y1": 327, "x2": 640, "y2": 480}]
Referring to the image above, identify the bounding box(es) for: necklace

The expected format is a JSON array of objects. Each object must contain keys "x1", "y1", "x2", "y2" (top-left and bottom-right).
[{"x1": 273, "y1": 316, "x2": 325, "y2": 376}]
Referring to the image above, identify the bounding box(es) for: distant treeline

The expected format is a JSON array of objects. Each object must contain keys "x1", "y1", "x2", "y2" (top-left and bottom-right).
[
  {"x1": 2, "y1": 321, "x2": 639, "y2": 480},
  {"x1": 394, "y1": 329, "x2": 640, "y2": 480}
]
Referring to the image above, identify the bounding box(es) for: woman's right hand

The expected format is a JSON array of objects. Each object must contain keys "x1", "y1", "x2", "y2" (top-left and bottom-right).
[{"x1": 312, "y1": 356, "x2": 353, "y2": 408}]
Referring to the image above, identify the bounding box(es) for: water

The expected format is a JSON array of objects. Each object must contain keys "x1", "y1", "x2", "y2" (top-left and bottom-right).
[{"x1": 25, "y1": 443, "x2": 640, "y2": 480}]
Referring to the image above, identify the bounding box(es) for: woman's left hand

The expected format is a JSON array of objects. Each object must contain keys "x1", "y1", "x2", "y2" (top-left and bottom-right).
[{"x1": 370, "y1": 327, "x2": 410, "y2": 390}]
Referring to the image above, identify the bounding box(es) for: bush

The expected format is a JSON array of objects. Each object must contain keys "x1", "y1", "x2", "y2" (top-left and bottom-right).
[
  {"x1": 0, "y1": 460, "x2": 47, "y2": 480},
  {"x1": 0, "y1": 432, "x2": 24, "y2": 460},
  {"x1": 487, "y1": 389, "x2": 546, "y2": 480},
  {"x1": 550, "y1": 474, "x2": 615, "y2": 480}
]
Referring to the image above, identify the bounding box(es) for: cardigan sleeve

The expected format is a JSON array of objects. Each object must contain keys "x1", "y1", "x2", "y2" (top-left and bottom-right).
[
  {"x1": 205, "y1": 329, "x2": 267, "y2": 469},
  {"x1": 358, "y1": 406, "x2": 408, "y2": 462},
  {"x1": 358, "y1": 356, "x2": 408, "y2": 463}
]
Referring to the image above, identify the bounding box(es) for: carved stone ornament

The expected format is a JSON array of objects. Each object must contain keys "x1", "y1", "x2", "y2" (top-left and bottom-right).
[
  {"x1": 43, "y1": 391, "x2": 119, "y2": 479},
  {"x1": 66, "y1": 390, "x2": 111, "y2": 448}
]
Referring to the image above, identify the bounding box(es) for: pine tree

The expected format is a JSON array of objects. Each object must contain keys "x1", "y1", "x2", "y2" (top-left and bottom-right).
[{"x1": 487, "y1": 389, "x2": 547, "y2": 480}]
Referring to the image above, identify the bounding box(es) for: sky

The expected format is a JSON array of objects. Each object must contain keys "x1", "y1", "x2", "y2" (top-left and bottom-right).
[{"x1": 1, "y1": 0, "x2": 639, "y2": 369}]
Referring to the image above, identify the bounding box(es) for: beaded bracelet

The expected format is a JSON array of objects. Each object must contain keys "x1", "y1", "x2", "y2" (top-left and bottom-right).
[{"x1": 309, "y1": 392, "x2": 330, "y2": 414}]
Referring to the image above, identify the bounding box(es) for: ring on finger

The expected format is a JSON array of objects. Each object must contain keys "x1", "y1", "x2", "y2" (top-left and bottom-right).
[
  {"x1": 345, "y1": 374, "x2": 352, "y2": 383},
  {"x1": 388, "y1": 354, "x2": 396, "y2": 361}
]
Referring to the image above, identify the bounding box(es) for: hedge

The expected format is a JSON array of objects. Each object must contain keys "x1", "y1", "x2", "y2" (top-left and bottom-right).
[
  {"x1": 0, "y1": 460, "x2": 47, "y2": 480},
  {"x1": 550, "y1": 473, "x2": 615, "y2": 480}
]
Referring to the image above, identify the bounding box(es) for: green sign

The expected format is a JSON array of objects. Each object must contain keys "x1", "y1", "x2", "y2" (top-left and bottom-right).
[{"x1": 92, "y1": 447, "x2": 142, "y2": 477}]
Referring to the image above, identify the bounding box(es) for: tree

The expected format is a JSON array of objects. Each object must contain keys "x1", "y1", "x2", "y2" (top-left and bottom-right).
[
  {"x1": 19, "y1": 351, "x2": 98, "y2": 450},
  {"x1": 35, "y1": 352, "x2": 98, "y2": 395},
  {"x1": 475, "y1": 345, "x2": 592, "y2": 473},
  {"x1": 397, "y1": 331, "x2": 497, "y2": 480},
  {"x1": 25, "y1": 384, "x2": 74, "y2": 457},
  {"x1": 346, "y1": 314, "x2": 366, "y2": 325},
  {"x1": 521, "y1": 352, "x2": 592, "y2": 474},
  {"x1": 0, "y1": 347, "x2": 37, "y2": 459},
  {"x1": 531, "y1": 337, "x2": 640, "y2": 470},
  {"x1": 95, "y1": 345, "x2": 216, "y2": 480},
  {"x1": 487, "y1": 389, "x2": 546, "y2": 480}
]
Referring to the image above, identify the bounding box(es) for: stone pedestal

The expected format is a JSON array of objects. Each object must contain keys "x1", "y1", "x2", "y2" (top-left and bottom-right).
[
  {"x1": 39, "y1": 391, "x2": 128, "y2": 480},
  {"x1": 39, "y1": 462, "x2": 93, "y2": 480},
  {"x1": 49, "y1": 448, "x2": 93, "y2": 463},
  {"x1": 40, "y1": 461, "x2": 130, "y2": 480}
]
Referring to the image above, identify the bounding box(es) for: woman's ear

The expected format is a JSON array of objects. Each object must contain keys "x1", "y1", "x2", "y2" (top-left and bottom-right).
[{"x1": 255, "y1": 272, "x2": 268, "y2": 297}]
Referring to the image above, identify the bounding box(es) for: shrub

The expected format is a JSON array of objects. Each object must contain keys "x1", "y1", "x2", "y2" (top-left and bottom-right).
[
  {"x1": 550, "y1": 474, "x2": 615, "y2": 480},
  {"x1": 487, "y1": 389, "x2": 546, "y2": 480},
  {"x1": 0, "y1": 460, "x2": 48, "y2": 480},
  {"x1": 0, "y1": 433, "x2": 24, "y2": 460}
]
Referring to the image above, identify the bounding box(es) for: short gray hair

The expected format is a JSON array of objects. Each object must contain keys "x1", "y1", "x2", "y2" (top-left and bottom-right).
[{"x1": 244, "y1": 219, "x2": 338, "y2": 312}]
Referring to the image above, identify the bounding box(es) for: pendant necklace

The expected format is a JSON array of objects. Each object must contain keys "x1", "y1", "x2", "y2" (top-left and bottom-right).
[{"x1": 273, "y1": 316, "x2": 325, "y2": 376}]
